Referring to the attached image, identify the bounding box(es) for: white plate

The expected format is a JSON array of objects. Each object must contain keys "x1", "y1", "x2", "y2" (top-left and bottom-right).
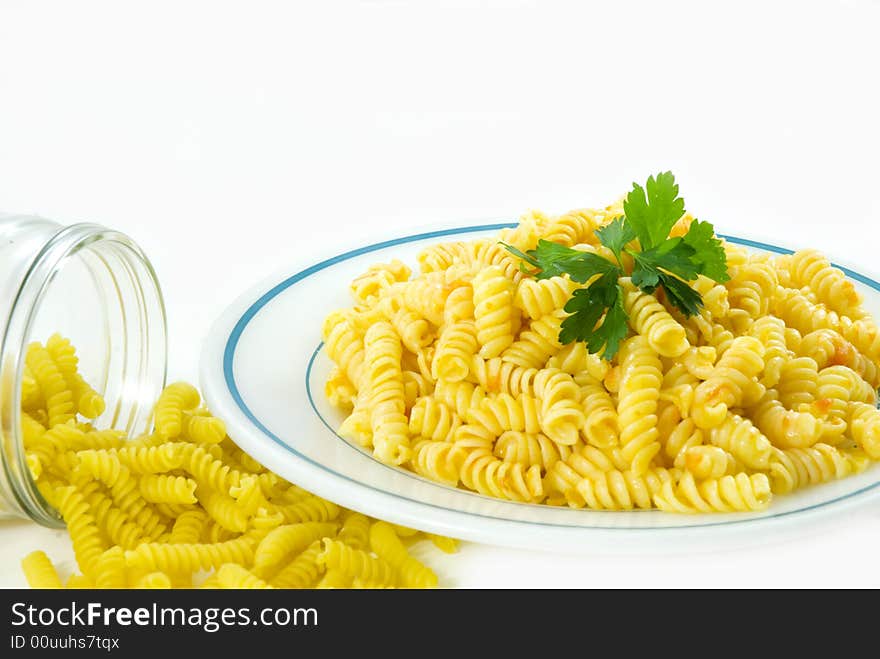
[{"x1": 200, "y1": 223, "x2": 880, "y2": 553}]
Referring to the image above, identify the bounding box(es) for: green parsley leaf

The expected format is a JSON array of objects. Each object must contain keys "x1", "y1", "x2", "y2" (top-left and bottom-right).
[
  {"x1": 657, "y1": 272, "x2": 703, "y2": 316},
  {"x1": 501, "y1": 239, "x2": 616, "y2": 283},
  {"x1": 630, "y1": 236, "x2": 702, "y2": 292},
  {"x1": 560, "y1": 270, "x2": 627, "y2": 358},
  {"x1": 595, "y1": 216, "x2": 636, "y2": 262},
  {"x1": 681, "y1": 219, "x2": 730, "y2": 283},
  {"x1": 630, "y1": 260, "x2": 659, "y2": 292},
  {"x1": 623, "y1": 171, "x2": 685, "y2": 250}
]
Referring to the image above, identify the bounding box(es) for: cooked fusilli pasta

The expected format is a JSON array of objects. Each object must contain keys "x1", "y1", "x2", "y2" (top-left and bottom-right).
[{"x1": 320, "y1": 195, "x2": 880, "y2": 514}]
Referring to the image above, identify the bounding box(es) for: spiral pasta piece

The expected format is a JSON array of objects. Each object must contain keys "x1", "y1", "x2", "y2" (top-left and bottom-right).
[
  {"x1": 689, "y1": 313, "x2": 735, "y2": 356},
  {"x1": 493, "y1": 431, "x2": 571, "y2": 471},
  {"x1": 369, "y1": 521, "x2": 437, "y2": 588},
  {"x1": 578, "y1": 375, "x2": 619, "y2": 448},
  {"x1": 848, "y1": 402, "x2": 880, "y2": 459},
  {"x1": 570, "y1": 467, "x2": 674, "y2": 510},
  {"x1": 432, "y1": 320, "x2": 477, "y2": 382},
  {"x1": 773, "y1": 286, "x2": 842, "y2": 336},
  {"x1": 543, "y1": 444, "x2": 625, "y2": 501},
  {"x1": 680, "y1": 346, "x2": 716, "y2": 381},
  {"x1": 838, "y1": 316, "x2": 880, "y2": 365},
  {"x1": 692, "y1": 336, "x2": 765, "y2": 429},
  {"x1": 364, "y1": 321, "x2": 411, "y2": 465},
  {"x1": 21, "y1": 550, "x2": 63, "y2": 589},
  {"x1": 396, "y1": 271, "x2": 461, "y2": 327},
  {"x1": 622, "y1": 280, "x2": 689, "y2": 357},
  {"x1": 181, "y1": 410, "x2": 226, "y2": 444},
  {"x1": 254, "y1": 522, "x2": 339, "y2": 572},
  {"x1": 749, "y1": 316, "x2": 788, "y2": 387},
  {"x1": 73, "y1": 378, "x2": 106, "y2": 420},
  {"x1": 798, "y1": 329, "x2": 879, "y2": 388},
  {"x1": 707, "y1": 414, "x2": 773, "y2": 470},
  {"x1": 380, "y1": 298, "x2": 434, "y2": 354},
  {"x1": 169, "y1": 509, "x2": 209, "y2": 545},
  {"x1": 540, "y1": 208, "x2": 604, "y2": 246},
  {"x1": 550, "y1": 342, "x2": 610, "y2": 382},
  {"x1": 500, "y1": 311, "x2": 564, "y2": 368},
  {"x1": 469, "y1": 392, "x2": 542, "y2": 436},
  {"x1": 788, "y1": 249, "x2": 864, "y2": 318},
  {"x1": 227, "y1": 480, "x2": 265, "y2": 521},
  {"x1": 441, "y1": 285, "x2": 475, "y2": 326},
  {"x1": 278, "y1": 495, "x2": 340, "y2": 524},
  {"x1": 470, "y1": 356, "x2": 538, "y2": 397},
  {"x1": 617, "y1": 336, "x2": 662, "y2": 475},
  {"x1": 499, "y1": 211, "x2": 544, "y2": 252},
  {"x1": 514, "y1": 276, "x2": 579, "y2": 320},
  {"x1": 726, "y1": 262, "x2": 777, "y2": 320},
  {"x1": 94, "y1": 546, "x2": 127, "y2": 589},
  {"x1": 459, "y1": 448, "x2": 543, "y2": 502},
  {"x1": 679, "y1": 446, "x2": 738, "y2": 480},
  {"x1": 532, "y1": 369, "x2": 583, "y2": 445},
  {"x1": 45, "y1": 333, "x2": 106, "y2": 419},
  {"x1": 662, "y1": 418, "x2": 703, "y2": 465},
  {"x1": 322, "y1": 310, "x2": 365, "y2": 387},
  {"x1": 110, "y1": 444, "x2": 184, "y2": 474},
  {"x1": 350, "y1": 259, "x2": 410, "y2": 306},
  {"x1": 270, "y1": 541, "x2": 325, "y2": 589},
  {"x1": 125, "y1": 536, "x2": 258, "y2": 573},
  {"x1": 768, "y1": 444, "x2": 852, "y2": 494},
  {"x1": 26, "y1": 343, "x2": 75, "y2": 428},
  {"x1": 139, "y1": 474, "x2": 198, "y2": 504},
  {"x1": 184, "y1": 445, "x2": 241, "y2": 494},
  {"x1": 21, "y1": 366, "x2": 43, "y2": 411},
  {"x1": 317, "y1": 539, "x2": 397, "y2": 586},
  {"x1": 55, "y1": 486, "x2": 107, "y2": 577},
  {"x1": 83, "y1": 487, "x2": 151, "y2": 548},
  {"x1": 815, "y1": 366, "x2": 864, "y2": 443},
  {"x1": 325, "y1": 367, "x2": 356, "y2": 411},
  {"x1": 201, "y1": 488, "x2": 249, "y2": 533},
  {"x1": 473, "y1": 266, "x2": 518, "y2": 358},
  {"x1": 776, "y1": 356, "x2": 819, "y2": 410},
  {"x1": 433, "y1": 380, "x2": 486, "y2": 421},
  {"x1": 692, "y1": 275, "x2": 730, "y2": 318},
  {"x1": 337, "y1": 513, "x2": 371, "y2": 551},
  {"x1": 153, "y1": 382, "x2": 200, "y2": 440},
  {"x1": 654, "y1": 472, "x2": 771, "y2": 513},
  {"x1": 411, "y1": 440, "x2": 464, "y2": 486},
  {"x1": 751, "y1": 390, "x2": 823, "y2": 449}
]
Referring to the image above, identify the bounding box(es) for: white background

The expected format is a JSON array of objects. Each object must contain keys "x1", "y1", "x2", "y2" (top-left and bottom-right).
[{"x1": 2, "y1": 0, "x2": 879, "y2": 587}]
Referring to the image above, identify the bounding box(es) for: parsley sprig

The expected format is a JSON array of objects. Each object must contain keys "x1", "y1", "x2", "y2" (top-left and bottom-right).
[{"x1": 502, "y1": 171, "x2": 729, "y2": 359}]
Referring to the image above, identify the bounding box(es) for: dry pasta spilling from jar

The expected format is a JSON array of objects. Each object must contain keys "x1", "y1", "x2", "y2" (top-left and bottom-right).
[
  {"x1": 20, "y1": 335, "x2": 453, "y2": 589},
  {"x1": 323, "y1": 185, "x2": 880, "y2": 513}
]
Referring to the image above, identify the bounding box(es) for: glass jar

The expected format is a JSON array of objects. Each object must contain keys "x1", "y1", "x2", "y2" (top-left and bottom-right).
[{"x1": 0, "y1": 214, "x2": 166, "y2": 527}]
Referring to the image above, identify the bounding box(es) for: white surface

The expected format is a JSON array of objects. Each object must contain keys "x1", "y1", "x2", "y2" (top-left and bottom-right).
[
  {"x1": 201, "y1": 225, "x2": 880, "y2": 553},
  {"x1": 1, "y1": 0, "x2": 879, "y2": 586}
]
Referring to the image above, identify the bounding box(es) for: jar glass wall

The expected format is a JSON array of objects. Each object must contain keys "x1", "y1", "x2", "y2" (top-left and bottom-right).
[{"x1": 0, "y1": 215, "x2": 167, "y2": 526}]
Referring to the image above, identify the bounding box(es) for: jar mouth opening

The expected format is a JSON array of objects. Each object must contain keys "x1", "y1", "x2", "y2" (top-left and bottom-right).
[{"x1": 2, "y1": 223, "x2": 167, "y2": 526}]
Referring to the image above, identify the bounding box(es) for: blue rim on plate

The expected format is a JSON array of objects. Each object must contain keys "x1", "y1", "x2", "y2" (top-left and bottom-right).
[{"x1": 220, "y1": 223, "x2": 880, "y2": 530}]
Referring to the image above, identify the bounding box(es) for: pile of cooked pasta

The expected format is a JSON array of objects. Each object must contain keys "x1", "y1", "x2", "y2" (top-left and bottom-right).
[
  {"x1": 323, "y1": 203, "x2": 880, "y2": 512},
  {"x1": 20, "y1": 335, "x2": 452, "y2": 588}
]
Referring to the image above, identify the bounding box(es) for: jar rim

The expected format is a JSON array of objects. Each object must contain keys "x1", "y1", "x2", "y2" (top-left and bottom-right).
[{"x1": 1, "y1": 222, "x2": 167, "y2": 526}]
